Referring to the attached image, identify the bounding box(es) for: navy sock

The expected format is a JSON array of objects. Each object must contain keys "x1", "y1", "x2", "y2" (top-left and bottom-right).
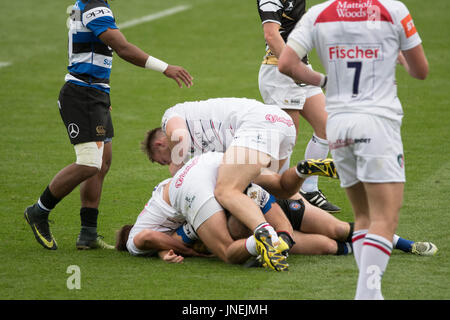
[
  {"x1": 37, "y1": 186, "x2": 61, "y2": 212},
  {"x1": 395, "y1": 237, "x2": 414, "y2": 252},
  {"x1": 336, "y1": 241, "x2": 352, "y2": 255},
  {"x1": 80, "y1": 207, "x2": 99, "y2": 228}
]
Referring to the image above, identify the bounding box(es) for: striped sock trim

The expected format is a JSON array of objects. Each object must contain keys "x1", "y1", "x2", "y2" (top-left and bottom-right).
[
  {"x1": 37, "y1": 199, "x2": 51, "y2": 212},
  {"x1": 352, "y1": 229, "x2": 368, "y2": 243},
  {"x1": 363, "y1": 234, "x2": 393, "y2": 256}
]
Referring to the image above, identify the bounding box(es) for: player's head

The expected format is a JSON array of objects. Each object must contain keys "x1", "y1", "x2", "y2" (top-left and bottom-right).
[
  {"x1": 141, "y1": 127, "x2": 171, "y2": 165},
  {"x1": 115, "y1": 224, "x2": 134, "y2": 251}
]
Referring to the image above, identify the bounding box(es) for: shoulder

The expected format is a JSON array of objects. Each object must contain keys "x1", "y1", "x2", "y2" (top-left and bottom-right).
[
  {"x1": 81, "y1": 0, "x2": 114, "y2": 22},
  {"x1": 378, "y1": 0, "x2": 411, "y2": 20},
  {"x1": 258, "y1": 0, "x2": 284, "y2": 12},
  {"x1": 82, "y1": 0, "x2": 112, "y2": 11}
]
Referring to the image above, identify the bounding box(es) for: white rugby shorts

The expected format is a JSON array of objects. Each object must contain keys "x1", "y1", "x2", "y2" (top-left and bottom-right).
[
  {"x1": 258, "y1": 64, "x2": 323, "y2": 110},
  {"x1": 169, "y1": 153, "x2": 224, "y2": 231},
  {"x1": 327, "y1": 113, "x2": 405, "y2": 188},
  {"x1": 230, "y1": 105, "x2": 296, "y2": 162}
]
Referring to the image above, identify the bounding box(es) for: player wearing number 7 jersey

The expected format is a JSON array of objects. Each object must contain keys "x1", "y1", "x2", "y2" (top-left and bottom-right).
[{"x1": 277, "y1": 0, "x2": 428, "y2": 300}]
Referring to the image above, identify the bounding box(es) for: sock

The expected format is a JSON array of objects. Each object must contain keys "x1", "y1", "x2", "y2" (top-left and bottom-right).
[
  {"x1": 80, "y1": 207, "x2": 99, "y2": 239},
  {"x1": 254, "y1": 223, "x2": 279, "y2": 246},
  {"x1": 355, "y1": 234, "x2": 393, "y2": 300},
  {"x1": 392, "y1": 234, "x2": 414, "y2": 253},
  {"x1": 37, "y1": 186, "x2": 61, "y2": 213},
  {"x1": 245, "y1": 235, "x2": 258, "y2": 256},
  {"x1": 301, "y1": 134, "x2": 329, "y2": 193},
  {"x1": 352, "y1": 229, "x2": 368, "y2": 270},
  {"x1": 336, "y1": 241, "x2": 353, "y2": 255}
]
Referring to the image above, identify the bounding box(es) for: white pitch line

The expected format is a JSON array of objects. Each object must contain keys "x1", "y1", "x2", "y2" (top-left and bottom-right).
[
  {"x1": 0, "y1": 62, "x2": 12, "y2": 69},
  {"x1": 118, "y1": 5, "x2": 191, "y2": 30}
]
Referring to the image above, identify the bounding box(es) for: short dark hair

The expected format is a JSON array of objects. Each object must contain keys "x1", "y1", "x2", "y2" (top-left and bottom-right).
[
  {"x1": 141, "y1": 127, "x2": 163, "y2": 162},
  {"x1": 115, "y1": 224, "x2": 134, "y2": 251}
]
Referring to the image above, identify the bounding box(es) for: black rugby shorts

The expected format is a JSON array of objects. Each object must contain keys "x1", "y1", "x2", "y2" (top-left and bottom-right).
[
  {"x1": 58, "y1": 82, "x2": 114, "y2": 145},
  {"x1": 275, "y1": 198, "x2": 306, "y2": 231}
]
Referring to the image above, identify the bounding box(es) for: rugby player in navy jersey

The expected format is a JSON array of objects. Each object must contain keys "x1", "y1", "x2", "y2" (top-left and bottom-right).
[{"x1": 24, "y1": 0, "x2": 193, "y2": 250}]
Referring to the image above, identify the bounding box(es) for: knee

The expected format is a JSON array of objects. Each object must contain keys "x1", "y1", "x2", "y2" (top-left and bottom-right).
[
  {"x1": 78, "y1": 165, "x2": 101, "y2": 180},
  {"x1": 334, "y1": 222, "x2": 351, "y2": 242},
  {"x1": 214, "y1": 184, "x2": 230, "y2": 203},
  {"x1": 99, "y1": 154, "x2": 112, "y2": 176},
  {"x1": 75, "y1": 142, "x2": 104, "y2": 172}
]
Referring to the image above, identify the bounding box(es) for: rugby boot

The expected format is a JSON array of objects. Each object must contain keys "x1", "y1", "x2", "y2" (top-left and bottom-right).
[
  {"x1": 24, "y1": 204, "x2": 57, "y2": 250},
  {"x1": 254, "y1": 228, "x2": 289, "y2": 272},
  {"x1": 411, "y1": 242, "x2": 438, "y2": 256},
  {"x1": 296, "y1": 158, "x2": 339, "y2": 179},
  {"x1": 300, "y1": 189, "x2": 341, "y2": 213},
  {"x1": 76, "y1": 233, "x2": 114, "y2": 250}
]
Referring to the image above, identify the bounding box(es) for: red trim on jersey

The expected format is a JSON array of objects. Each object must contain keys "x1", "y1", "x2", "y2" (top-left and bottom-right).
[{"x1": 315, "y1": 0, "x2": 393, "y2": 25}]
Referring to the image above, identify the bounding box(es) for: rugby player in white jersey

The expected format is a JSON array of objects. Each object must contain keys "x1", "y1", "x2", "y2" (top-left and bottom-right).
[
  {"x1": 116, "y1": 152, "x2": 436, "y2": 265},
  {"x1": 119, "y1": 152, "x2": 297, "y2": 270},
  {"x1": 277, "y1": 0, "x2": 429, "y2": 299},
  {"x1": 143, "y1": 97, "x2": 339, "y2": 270}
]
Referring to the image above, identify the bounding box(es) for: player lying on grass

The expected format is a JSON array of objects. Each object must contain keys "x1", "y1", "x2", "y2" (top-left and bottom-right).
[
  {"x1": 116, "y1": 179, "x2": 437, "y2": 264},
  {"x1": 230, "y1": 184, "x2": 437, "y2": 260},
  {"x1": 116, "y1": 152, "x2": 296, "y2": 271},
  {"x1": 115, "y1": 152, "x2": 437, "y2": 264},
  {"x1": 143, "y1": 97, "x2": 339, "y2": 270}
]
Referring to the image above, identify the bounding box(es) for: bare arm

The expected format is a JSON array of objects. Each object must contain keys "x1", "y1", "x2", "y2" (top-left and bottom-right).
[
  {"x1": 278, "y1": 45, "x2": 325, "y2": 87},
  {"x1": 263, "y1": 22, "x2": 285, "y2": 58},
  {"x1": 134, "y1": 229, "x2": 202, "y2": 257},
  {"x1": 401, "y1": 44, "x2": 428, "y2": 80},
  {"x1": 99, "y1": 28, "x2": 148, "y2": 66},
  {"x1": 99, "y1": 28, "x2": 193, "y2": 87},
  {"x1": 165, "y1": 117, "x2": 191, "y2": 166}
]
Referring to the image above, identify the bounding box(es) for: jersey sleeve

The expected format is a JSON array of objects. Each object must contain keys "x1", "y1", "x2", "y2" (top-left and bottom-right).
[
  {"x1": 286, "y1": 9, "x2": 316, "y2": 55},
  {"x1": 395, "y1": 1, "x2": 422, "y2": 51},
  {"x1": 257, "y1": 0, "x2": 283, "y2": 25},
  {"x1": 161, "y1": 108, "x2": 182, "y2": 133},
  {"x1": 82, "y1": 3, "x2": 118, "y2": 37}
]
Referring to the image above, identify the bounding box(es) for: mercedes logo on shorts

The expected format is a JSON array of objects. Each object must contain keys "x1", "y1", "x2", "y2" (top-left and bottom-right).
[{"x1": 68, "y1": 123, "x2": 80, "y2": 139}]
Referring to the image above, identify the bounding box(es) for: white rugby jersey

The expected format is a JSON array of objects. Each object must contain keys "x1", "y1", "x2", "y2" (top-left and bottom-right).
[
  {"x1": 169, "y1": 152, "x2": 224, "y2": 222},
  {"x1": 287, "y1": 0, "x2": 422, "y2": 122},
  {"x1": 161, "y1": 97, "x2": 292, "y2": 156},
  {"x1": 129, "y1": 178, "x2": 185, "y2": 239}
]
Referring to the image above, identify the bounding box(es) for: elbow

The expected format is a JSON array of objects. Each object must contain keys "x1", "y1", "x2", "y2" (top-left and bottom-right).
[
  {"x1": 412, "y1": 68, "x2": 428, "y2": 80},
  {"x1": 416, "y1": 66, "x2": 429, "y2": 80},
  {"x1": 277, "y1": 58, "x2": 290, "y2": 76},
  {"x1": 114, "y1": 42, "x2": 131, "y2": 60}
]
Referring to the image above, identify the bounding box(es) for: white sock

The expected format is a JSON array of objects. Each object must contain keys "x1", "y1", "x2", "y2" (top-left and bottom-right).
[
  {"x1": 254, "y1": 223, "x2": 279, "y2": 246},
  {"x1": 245, "y1": 235, "x2": 258, "y2": 256},
  {"x1": 302, "y1": 134, "x2": 329, "y2": 193},
  {"x1": 352, "y1": 229, "x2": 368, "y2": 270},
  {"x1": 355, "y1": 233, "x2": 393, "y2": 300},
  {"x1": 392, "y1": 234, "x2": 399, "y2": 247}
]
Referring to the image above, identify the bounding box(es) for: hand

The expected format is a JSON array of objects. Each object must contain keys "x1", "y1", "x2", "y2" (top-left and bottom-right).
[
  {"x1": 163, "y1": 65, "x2": 193, "y2": 88},
  {"x1": 162, "y1": 249, "x2": 184, "y2": 263}
]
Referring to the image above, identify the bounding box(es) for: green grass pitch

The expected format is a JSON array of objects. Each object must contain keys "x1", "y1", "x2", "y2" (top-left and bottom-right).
[{"x1": 0, "y1": 0, "x2": 449, "y2": 301}]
